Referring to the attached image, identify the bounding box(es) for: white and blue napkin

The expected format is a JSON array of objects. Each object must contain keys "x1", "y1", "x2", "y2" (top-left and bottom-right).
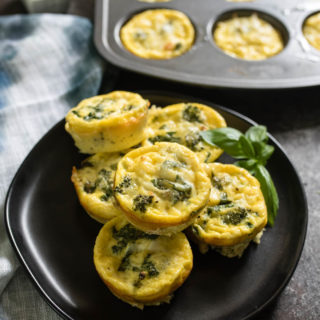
[{"x1": 0, "y1": 13, "x2": 106, "y2": 295}]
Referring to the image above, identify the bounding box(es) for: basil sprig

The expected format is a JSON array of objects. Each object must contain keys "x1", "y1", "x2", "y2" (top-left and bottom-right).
[{"x1": 200, "y1": 125, "x2": 279, "y2": 226}]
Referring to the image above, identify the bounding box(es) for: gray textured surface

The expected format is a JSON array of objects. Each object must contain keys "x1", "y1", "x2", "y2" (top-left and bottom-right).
[
  {"x1": 0, "y1": 269, "x2": 61, "y2": 320},
  {"x1": 259, "y1": 127, "x2": 320, "y2": 320}
]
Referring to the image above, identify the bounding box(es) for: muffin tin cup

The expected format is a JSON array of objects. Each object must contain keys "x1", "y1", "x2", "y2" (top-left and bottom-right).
[{"x1": 94, "y1": 0, "x2": 320, "y2": 89}]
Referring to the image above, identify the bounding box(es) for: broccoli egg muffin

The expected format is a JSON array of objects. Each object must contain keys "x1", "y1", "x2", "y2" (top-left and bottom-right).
[
  {"x1": 71, "y1": 152, "x2": 126, "y2": 223},
  {"x1": 120, "y1": 9, "x2": 195, "y2": 59},
  {"x1": 65, "y1": 91, "x2": 149, "y2": 154},
  {"x1": 213, "y1": 13, "x2": 284, "y2": 60},
  {"x1": 190, "y1": 163, "x2": 267, "y2": 258},
  {"x1": 94, "y1": 216, "x2": 193, "y2": 309},
  {"x1": 114, "y1": 142, "x2": 211, "y2": 235},
  {"x1": 303, "y1": 12, "x2": 320, "y2": 51},
  {"x1": 143, "y1": 103, "x2": 226, "y2": 163}
]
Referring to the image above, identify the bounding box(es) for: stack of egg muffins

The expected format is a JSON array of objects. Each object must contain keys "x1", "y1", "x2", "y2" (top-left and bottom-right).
[{"x1": 65, "y1": 91, "x2": 268, "y2": 309}]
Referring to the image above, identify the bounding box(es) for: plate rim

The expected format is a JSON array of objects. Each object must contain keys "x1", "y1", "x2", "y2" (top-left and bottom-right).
[{"x1": 4, "y1": 91, "x2": 308, "y2": 320}]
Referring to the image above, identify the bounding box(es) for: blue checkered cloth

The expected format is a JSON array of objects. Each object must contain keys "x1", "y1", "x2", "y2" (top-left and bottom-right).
[{"x1": 0, "y1": 14, "x2": 106, "y2": 298}]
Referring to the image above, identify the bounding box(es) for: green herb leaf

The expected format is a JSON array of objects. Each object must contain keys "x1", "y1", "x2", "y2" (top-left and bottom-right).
[
  {"x1": 200, "y1": 128, "x2": 247, "y2": 159},
  {"x1": 148, "y1": 132, "x2": 181, "y2": 144},
  {"x1": 201, "y1": 125, "x2": 279, "y2": 226},
  {"x1": 185, "y1": 132, "x2": 202, "y2": 151},
  {"x1": 151, "y1": 176, "x2": 191, "y2": 204},
  {"x1": 254, "y1": 143, "x2": 274, "y2": 165},
  {"x1": 234, "y1": 159, "x2": 258, "y2": 175},
  {"x1": 118, "y1": 250, "x2": 132, "y2": 272},
  {"x1": 222, "y1": 207, "x2": 249, "y2": 225},
  {"x1": 253, "y1": 164, "x2": 279, "y2": 227},
  {"x1": 239, "y1": 135, "x2": 255, "y2": 158},
  {"x1": 245, "y1": 125, "x2": 268, "y2": 144},
  {"x1": 245, "y1": 126, "x2": 274, "y2": 164},
  {"x1": 114, "y1": 176, "x2": 131, "y2": 194},
  {"x1": 133, "y1": 195, "x2": 154, "y2": 213},
  {"x1": 182, "y1": 105, "x2": 203, "y2": 123}
]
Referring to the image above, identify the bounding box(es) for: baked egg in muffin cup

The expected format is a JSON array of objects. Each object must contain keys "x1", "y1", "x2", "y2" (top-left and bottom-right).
[
  {"x1": 303, "y1": 12, "x2": 320, "y2": 51},
  {"x1": 120, "y1": 9, "x2": 195, "y2": 59},
  {"x1": 65, "y1": 91, "x2": 149, "y2": 154},
  {"x1": 143, "y1": 102, "x2": 226, "y2": 163},
  {"x1": 213, "y1": 13, "x2": 284, "y2": 60},
  {"x1": 114, "y1": 142, "x2": 211, "y2": 235},
  {"x1": 71, "y1": 152, "x2": 126, "y2": 223},
  {"x1": 190, "y1": 163, "x2": 267, "y2": 258},
  {"x1": 94, "y1": 216, "x2": 193, "y2": 309}
]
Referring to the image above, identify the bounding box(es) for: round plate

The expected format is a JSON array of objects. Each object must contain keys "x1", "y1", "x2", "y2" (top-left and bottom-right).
[{"x1": 5, "y1": 92, "x2": 307, "y2": 320}]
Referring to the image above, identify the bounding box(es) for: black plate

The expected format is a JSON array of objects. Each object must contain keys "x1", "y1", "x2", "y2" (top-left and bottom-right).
[
  {"x1": 5, "y1": 92, "x2": 307, "y2": 320},
  {"x1": 94, "y1": 0, "x2": 320, "y2": 89}
]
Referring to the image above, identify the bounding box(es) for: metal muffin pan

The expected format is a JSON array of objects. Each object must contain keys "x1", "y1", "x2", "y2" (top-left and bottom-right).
[{"x1": 94, "y1": 0, "x2": 320, "y2": 89}]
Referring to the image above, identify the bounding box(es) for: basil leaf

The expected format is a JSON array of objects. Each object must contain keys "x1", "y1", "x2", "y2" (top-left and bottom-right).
[
  {"x1": 254, "y1": 164, "x2": 279, "y2": 226},
  {"x1": 253, "y1": 142, "x2": 274, "y2": 165},
  {"x1": 200, "y1": 128, "x2": 247, "y2": 159},
  {"x1": 202, "y1": 124, "x2": 279, "y2": 226},
  {"x1": 239, "y1": 135, "x2": 255, "y2": 159},
  {"x1": 234, "y1": 159, "x2": 258, "y2": 175},
  {"x1": 245, "y1": 125, "x2": 268, "y2": 144},
  {"x1": 245, "y1": 126, "x2": 274, "y2": 164}
]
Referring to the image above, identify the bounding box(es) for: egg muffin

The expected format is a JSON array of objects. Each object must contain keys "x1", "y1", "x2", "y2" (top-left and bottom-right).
[
  {"x1": 120, "y1": 9, "x2": 195, "y2": 59},
  {"x1": 94, "y1": 216, "x2": 193, "y2": 309},
  {"x1": 143, "y1": 103, "x2": 226, "y2": 163},
  {"x1": 303, "y1": 12, "x2": 320, "y2": 51},
  {"x1": 213, "y1": 13, "x2": 284, "y2": 60},
  {"x1": 71, "y1": 153, "x2": 127, "y2": 223},
  {"x1": 65, "y1": 91, "x2": 149, "y2": 154},
  {"x1": 114, "y1": 142, "x2": 210, "y2": 235},
  {"x1": 190, "y1": 163, "x2": 267, "y2": 258}
]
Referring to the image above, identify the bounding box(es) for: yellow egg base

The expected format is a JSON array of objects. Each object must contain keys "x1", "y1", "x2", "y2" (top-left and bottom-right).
[
  {"x1": 93, "y1": 217, "x2": 193, "y2": 309},
  {"x1": 303, "y1": 12, "x2": 320, "y2": 51},
  {"x1": 71, "y1": 153, "x2": 126, "y2": 223},
  {"x1": 213, "y1": 14, "x2": 284, "y2": 60},
  {"x1": 143, "y1": 103, "x2": 226, "y2": 163},
  {"x1": 120, "y1": 9, "x2": 195, "y2": 59},
  {"x1": 65, "y1": 91, "x2": 149, "y2": 154},
  {"x1": 191, "y1": 163, "x2": 267, "y2": 247},
  {"x1": 115, "y1": 142, "x2": 210, "y2": 235}
]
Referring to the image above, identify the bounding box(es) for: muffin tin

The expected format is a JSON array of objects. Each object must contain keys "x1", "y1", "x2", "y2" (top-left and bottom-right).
[{"x1": 94, "y1": 0, "x2": 320, "y2": 89}]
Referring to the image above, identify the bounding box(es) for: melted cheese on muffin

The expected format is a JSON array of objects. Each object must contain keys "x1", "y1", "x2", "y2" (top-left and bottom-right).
[
  {"x1": 190, "y1": 163, "x2": 267, "y2": 257},
  {"x1": 94, "y1": 217, "x2": 193, "y2": 309},
  {"x1": 65, "y1": 91, "x2": 149, "y2": 154},
  {"x1": 71, "y1": 153, "x2": 126, "y2": 223},
  {"x1": 120, "y1": 9, "x2": 195, "y2": 59},
  {"x1": 114, "y1": 142, "x2": 210, "y2": 235},
  {"x1": 143, "y1": 103, "x2": 226, "y2": 163},
  {"x1": 303, "y1": 12, "x2": 320, "y2": 51},
  {"x1": 213, "y1": 14, "x2": 284, "y2": 60}
]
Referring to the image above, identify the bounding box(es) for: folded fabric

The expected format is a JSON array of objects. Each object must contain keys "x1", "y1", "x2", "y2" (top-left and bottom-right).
[{"x1": 0, "y1": 13, "x2": 107, "y2": 295}]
